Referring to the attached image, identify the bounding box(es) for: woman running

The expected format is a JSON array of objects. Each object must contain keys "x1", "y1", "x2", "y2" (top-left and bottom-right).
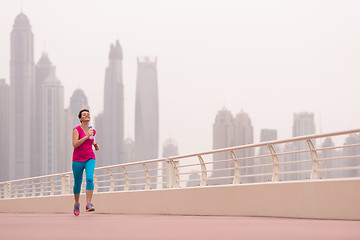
[{"x1": 72, "y1": 109, "x2": 99, "y2": 216}]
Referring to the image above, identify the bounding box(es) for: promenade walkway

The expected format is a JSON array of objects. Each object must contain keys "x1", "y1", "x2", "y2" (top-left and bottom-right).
[{"x1": 0, "y1": 213, "x2": 359, "y2": 240}]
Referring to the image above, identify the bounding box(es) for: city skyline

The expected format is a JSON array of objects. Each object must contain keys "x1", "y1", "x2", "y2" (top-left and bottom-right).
[{"x1": 0, "y1": 1, "x2": 360, "y2": 157}]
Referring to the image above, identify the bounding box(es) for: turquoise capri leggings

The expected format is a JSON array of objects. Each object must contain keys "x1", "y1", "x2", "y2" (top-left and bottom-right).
[{"x1": 72, "y1": 159, "x2": 96, "y2": 195}]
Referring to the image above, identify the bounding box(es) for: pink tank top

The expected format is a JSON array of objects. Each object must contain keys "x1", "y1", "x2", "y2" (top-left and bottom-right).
[{"x1": 72, "y1": 125, "x2": 96, "y2": 162}]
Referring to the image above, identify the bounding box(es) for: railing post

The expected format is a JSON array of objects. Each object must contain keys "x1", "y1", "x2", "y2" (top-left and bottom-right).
[
  {"x1": 39, "y1": 179, "x2": 44, "y2": 196},
  {"x1": 31, "y1": 180, "x2": 36, "y2": 197},
  {"x1": 61, "y1": 174, "x2": 70, "y2": 195},
  {"x1": 122, "y1": 166, "x2": 130, "y2": 191},
  {"x1": 14, "y1": 183, "x2": 18, "y2": 198},
  {"x1": 198, "y1": 155, "x2": 207, "y2": 186},
  {"x1": 22, "y1": 182, "x2": 26, "y2": 198},
  {"x1": 307, "y1": 139, "x2": 319, "y2": 179},
  {"x1": 143, "y1": 164, "x2": 151, "y2": 190},
  {"x1": 107, "y1": 168, "x2": 115, "y2": 192},
  {"x1": 4, "y1": 183, "x2": 11, "y2": 199},
  {"x1": 166, "y1": 158, "x2": 179, "y2": 188},
  {"x1": 268, "y1": 145, "x2": 280, "y2": 182},
  {"x1": 230, "y1": 151, "x2": 241, "y2": 184},
  {"x1": 50, "y1": 177, "x2": 55, "y2": 195}
]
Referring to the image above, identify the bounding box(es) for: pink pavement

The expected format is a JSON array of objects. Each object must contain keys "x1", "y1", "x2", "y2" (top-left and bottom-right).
[{"x1": 0, "y1": 213, "x2": 359, "y2": 240}]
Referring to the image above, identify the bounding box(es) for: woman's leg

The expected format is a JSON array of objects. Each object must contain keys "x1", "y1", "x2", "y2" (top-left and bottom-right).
[
  {"x1": 72, "y1": 161, "x2": 85, "y2": 203},
  {"x1": 85, "y1": 159, "x2": 96, "y2": 204}
]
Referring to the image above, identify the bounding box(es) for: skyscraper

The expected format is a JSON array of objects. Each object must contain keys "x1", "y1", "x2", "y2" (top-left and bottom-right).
[
  {"x1": 234, "y1": 110, "x2": 254, "y2": 155},
  {"x1": 34, "y1": 52, "x2": 56, "y2": 176},
  {"x1": 292, "y1": 112, "x2": 316, "y2": 180},
  {"x1": 293, "y1": 112, "x2": 316, "y2": 137},
  {"x1": 0, "y1": 79, "x2": 9, "y2": 182},
  {"x1": 134, "y1": 56, "x2": 159, "y2": 189},
  {"x1": 42, "y1": 75, "x2": 65, "y2": 174},
  {"x1": 260, "y1": 129, "x2": 278, "y2": 143},
  {"x1": 69, "y1": 89, "x2": 89, "y2": 128},
  {"x1": 211, "y1": 107, "x2": 234, "y2": 185},
  {"x1": 135, "y1": 56, "x2": 159, "y2": 162},
  {"x1": 103, "y1": 40, "x2": 124, "y2": 166},
  {"x1": 234, "y1": 110, "x2": 255, "y2": 183},
  {"x1": 124, "y1": 137, "x2": 135, "y2": 164},
  {"x1": 9, "y1": 13, "x2": 35, "y2": 180},
  {"x1": 163, "y1": 138, "x2": 179, "y2": 158},
  {"x1": 211, "y1": 108, "x2": 255, "y2": 184}
]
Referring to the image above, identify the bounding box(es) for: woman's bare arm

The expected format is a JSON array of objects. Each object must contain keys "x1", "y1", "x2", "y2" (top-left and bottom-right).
[{"x1": 72, "y1": 129, "x2": 90, "y2": 148}]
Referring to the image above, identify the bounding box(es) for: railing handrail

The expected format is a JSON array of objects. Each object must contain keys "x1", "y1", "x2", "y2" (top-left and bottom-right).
[
  {"x1": 1, "y1": 128, "x2": 360, "y2": 185},
  {"x1": 169, "y1": 128, "x2": 360, "y2": 160},
  {"x1": 1, "y1": 128, "x2": 360, "y2": 198}
]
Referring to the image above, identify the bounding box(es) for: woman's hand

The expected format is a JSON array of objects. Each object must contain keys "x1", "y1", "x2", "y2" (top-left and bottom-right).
[
  {"x1": 94, "y1": 143, "x2": 100, "y2": 151},
  {"x1": 89, "y1": 128, "x2": 94, "y2": 137},
  {"x1": 85, "y1": 128, "x2": 93, "y2": 138}
]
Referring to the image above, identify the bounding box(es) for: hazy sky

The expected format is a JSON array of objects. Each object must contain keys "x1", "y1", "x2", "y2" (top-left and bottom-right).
[{"x1": 1, "y1": 0, "x2": 360, "y2": 155}]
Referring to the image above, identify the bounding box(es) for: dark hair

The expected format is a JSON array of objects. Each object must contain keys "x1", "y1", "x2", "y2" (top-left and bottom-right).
[{"x1": 78, "y1": 109, "x2": 90, "y2": 122}]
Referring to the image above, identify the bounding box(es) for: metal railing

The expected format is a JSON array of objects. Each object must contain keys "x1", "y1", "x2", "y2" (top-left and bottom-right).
[{"x1": 1, "y1": 129, "x2": 360, "y2": 199}]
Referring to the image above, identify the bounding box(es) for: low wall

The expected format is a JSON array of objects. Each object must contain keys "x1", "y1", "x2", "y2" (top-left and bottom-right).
[{"x1": 1, "y1": 178, "x2": 359, "y2": 220}]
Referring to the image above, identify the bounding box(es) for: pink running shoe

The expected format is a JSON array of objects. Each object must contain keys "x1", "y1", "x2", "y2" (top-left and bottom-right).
[
  {"x1": 86, "y1": 203, "x2": 95, "y2": 212},
  {"x1": 73, "y1": 203, "x2": 80, "y2": 216}
]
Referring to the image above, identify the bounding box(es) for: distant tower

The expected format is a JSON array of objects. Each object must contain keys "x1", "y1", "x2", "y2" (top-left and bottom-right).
[
  {"x1": 234, "y1": 110, "x2": 254, "y2": 183},
  {"x1": 69, "y1": 89, "x2": 89, "y2": 128},
  {"x1": 135, "y1": 56, "x2": 159, "y2": 162},
  {"x1": 42, "y1": 75, "x2": 65, "y2": 175},
  {"x1": 234, "y1": 110, "x2": 254, "y2": 155},
  {"x1": 124, "y1": 137, "x2": 135, "y2": 164},
  {"x1": 260, "y1": 129, "x2": 277, "y2": 143},
  {"x1": 292, "y1": 112, "x2": 316, "y2": 180},
  {"x1": 293, "y1": 112, "x2": 315, "y2": 137},
  {"x1": 103, "y1": 40, "x2": 125, "y2": 166},
  {"x1": 163, "y1": 138, "x2": 178, "y2": 158},
  {"x1": 34, "y1": 52, "x2": 56, "y2": 176},
  {"x1": 211, "y1": 107, "x2": 234, "y2": 185},
  {"x1": 134, "y1": 56, "x2": 159, "y2": 189},
  {"x1": 36, "y1": 53, "x2": 56, "y2": 114},
  {"x1": 9, "y1": 13, "x2": 35, "y2": 180},
  {"x1": 0, "y1": 79, "x2": 9, "y2": 181}
]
